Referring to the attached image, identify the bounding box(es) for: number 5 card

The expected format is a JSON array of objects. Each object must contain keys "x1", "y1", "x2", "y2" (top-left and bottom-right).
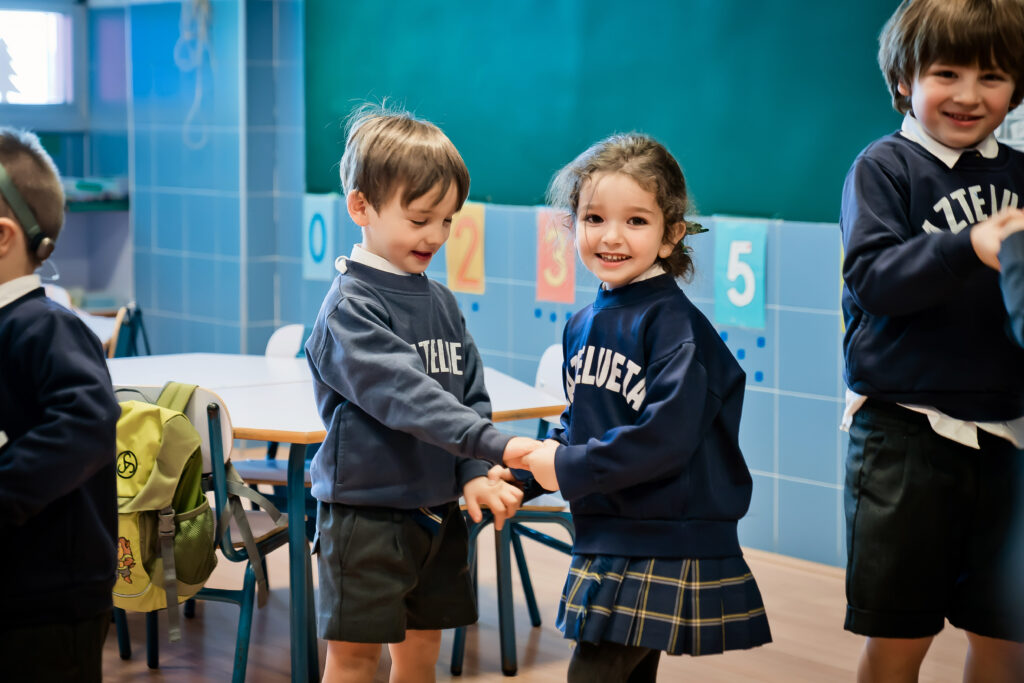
[{"x1": 713, "y1": 218, "x2": 768, "y2": 329}]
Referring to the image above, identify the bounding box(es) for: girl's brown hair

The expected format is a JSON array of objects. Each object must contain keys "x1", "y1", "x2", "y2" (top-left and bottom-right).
[
  {"x1": 547, "y1": 133, "x2": 700, "y2": 280},
  {"x1": 879, "y1": 0, "x2": 1024, "y2": 113}
]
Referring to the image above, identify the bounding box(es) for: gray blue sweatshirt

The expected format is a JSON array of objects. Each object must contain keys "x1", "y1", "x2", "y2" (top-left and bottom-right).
[{"x1": 305, "y1": 258, "x2": 511, "y2": 508}]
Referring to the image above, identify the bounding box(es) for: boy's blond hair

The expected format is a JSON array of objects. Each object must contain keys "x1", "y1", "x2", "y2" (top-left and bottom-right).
[
  {"x1": 339, "y1": 103, "x2": 470, "y2": 212},
  {"x1": 0, "y1": 128, "x2": 65, "y2": 262},
  {"x1": 879, "y1": 0, "x2": 1024, "y2": 114}
]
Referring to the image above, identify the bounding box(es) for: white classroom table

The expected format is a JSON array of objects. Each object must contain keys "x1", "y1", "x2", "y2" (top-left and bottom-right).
[{"x1": 106, "y1": 352, "x2": 566, "y2": 682}]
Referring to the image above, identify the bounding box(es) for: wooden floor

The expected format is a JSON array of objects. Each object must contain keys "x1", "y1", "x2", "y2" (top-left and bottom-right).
[{"x1": 102, "y1": 526, "x2": 969, "y2": 682}]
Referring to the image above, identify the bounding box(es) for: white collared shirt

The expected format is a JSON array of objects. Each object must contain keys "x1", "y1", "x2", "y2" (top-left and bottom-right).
[
  {"x1": 899, "y1": 113, "x2": 999, "y2": 169},
  {"x1": 601, "y1": 263, "x2": 666, "y2": 290},
  {"x1": 0, "y1": 274, "x2": 41, "y2": 311},
  {"x1": 335, "y1": 244, "x2": 415, "y2": 276}
]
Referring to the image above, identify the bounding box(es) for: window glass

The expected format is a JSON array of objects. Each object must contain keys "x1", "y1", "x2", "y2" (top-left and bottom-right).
[{"x1": 0, "y1": 10, "x2": 73, "y2": 105}]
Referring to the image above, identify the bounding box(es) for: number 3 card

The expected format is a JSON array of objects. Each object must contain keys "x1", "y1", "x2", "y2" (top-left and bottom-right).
[{"x1": 713, "y1": 218, "x2": 767, "y2": 329}]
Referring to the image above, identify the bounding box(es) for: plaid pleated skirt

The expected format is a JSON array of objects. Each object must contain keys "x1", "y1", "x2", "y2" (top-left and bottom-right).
[{"x1": 557, "y1": 554, "x2": 772, "y2": 656}]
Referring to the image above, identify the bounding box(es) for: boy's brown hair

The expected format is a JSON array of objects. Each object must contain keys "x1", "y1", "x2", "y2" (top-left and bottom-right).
[
  {"x1": 339, "y1": 103, "x2": 470, "y2": 212},
  {"x1": 879, "y1": 0, "x2": 1024, "y2": 113},
  {"x1": 0, "y1": 128, "x2": 65, "y2": 262},
  {"x1": 547, "y1": 133, "x2": 700, "y2": 281}
]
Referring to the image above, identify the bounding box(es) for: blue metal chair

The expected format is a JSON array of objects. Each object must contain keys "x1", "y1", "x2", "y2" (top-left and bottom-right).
[
  {"x1": 112, "y1": 386, "x2": 302, "y2": 682},
  {"x1": 451, "y1": 493, "x2": 575, "y2": 676},
  {"x1": 107, "y1": 302, "x2": 151, "y2": 359}
]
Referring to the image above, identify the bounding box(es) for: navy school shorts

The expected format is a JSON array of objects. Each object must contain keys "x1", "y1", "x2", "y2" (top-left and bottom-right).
[
  {"x1": 844, "y1": 399, "x2": 1024, "y2": 641},
  {"x1": 313, "y1": 500, "x2": 477, "y2": 643}
]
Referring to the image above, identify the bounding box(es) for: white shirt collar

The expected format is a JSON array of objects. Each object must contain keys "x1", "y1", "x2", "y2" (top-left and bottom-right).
[
  {"x1": 336, "y1": 244, "x2": 414, "y2": 276},
  {"x1": 899, "y1": 113, "x2": 999, "y2": 169},
  {"x1": 0, "y1": 274, "x2": 41, "y2": 310},
  {"x1": 601, "y1": 263, "x2": 666, "y2": 290}
]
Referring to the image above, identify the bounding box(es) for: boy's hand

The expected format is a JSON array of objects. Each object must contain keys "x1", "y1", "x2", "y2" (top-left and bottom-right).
[
  {"x1": 522, "y1": 439, "x2": 560, "y2": 491},
  {"x1": 462, "y1": 474, "x2": 524, "y2": 530},
  {"x1": 502, "y1": 436, "x2": 541, "y2": 469},
  {"x1": 972, "y1": 208, "x2": 1024, "y2": 270},
  {"x1": 486, "y1": 464, "x2": 519, "y2": 483}
]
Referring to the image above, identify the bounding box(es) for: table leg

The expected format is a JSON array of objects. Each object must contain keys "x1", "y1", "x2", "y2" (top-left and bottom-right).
[
  {"x1": 287, "y1": 442, "x2": 317, "y2": 682},
  {"x1": 494, "y1": 522, "x2": 517, "y2": 676}
]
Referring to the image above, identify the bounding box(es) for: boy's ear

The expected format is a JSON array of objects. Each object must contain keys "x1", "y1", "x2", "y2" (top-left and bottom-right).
[
  {"x1": 897, "y1": 80, "x2": 911, "y2": 97},
  {"x1": 346, "y1": 190, "x2": 372, "y2": 227},
  {"x1": 0, "y1": 217, "x2": 18, "y2": 256}
]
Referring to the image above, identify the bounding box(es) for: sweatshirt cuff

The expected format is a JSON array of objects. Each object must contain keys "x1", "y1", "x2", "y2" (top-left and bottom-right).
[
  {"x1": 940, "y1": 226, "x2": 984, "y2": 277},
  {"x1": 476, "y1": 424, "x2": 513, "y2": 465},
  {"x1": 553, "y1": 443, "x2": 597, "y2": 501},
  {"x1": 456, "y1": 458, "x2": 492, "y2": 489},
  {"x1": 1001, "y1": 229, "x2": 1024, "y2": 262}
]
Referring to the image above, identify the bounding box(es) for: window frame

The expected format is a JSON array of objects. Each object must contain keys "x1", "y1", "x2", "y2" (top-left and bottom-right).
[{"x1": 0, "y1": 0, "x2": 87, "y2": 131}]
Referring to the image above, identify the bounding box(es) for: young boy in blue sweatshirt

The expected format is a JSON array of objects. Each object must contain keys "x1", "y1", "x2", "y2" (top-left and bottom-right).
[
  {"x1": 0, "y1": 129, "x2": 120, "y2": 682},
  {"x1": 841, "y1": 1, "x2": 1024, "y2": 680},
  {"x1": 305, "y1": 105, "x2": 538, "y2": 682}
]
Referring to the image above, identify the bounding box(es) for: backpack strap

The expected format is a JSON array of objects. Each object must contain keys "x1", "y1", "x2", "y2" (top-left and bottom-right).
[
  {"x1": 214, "y1": 464, "x2": 288, "y2": 608},
  {"x1": 157, "y1": 382, "x2": 198, "y2": 414},
  {"x1": 158, "y1": 506, "x2": 183, "y2": 641}
]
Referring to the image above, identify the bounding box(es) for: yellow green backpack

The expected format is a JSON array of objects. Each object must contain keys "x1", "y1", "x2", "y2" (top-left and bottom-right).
[{"x1": 112, "y1": 383, "x2": 217, "y2": 642}]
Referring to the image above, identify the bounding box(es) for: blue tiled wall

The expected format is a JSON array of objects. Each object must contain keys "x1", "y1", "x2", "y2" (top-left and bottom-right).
[{"x1": 128, "y1": 0, "x2": 245, "y2": 353}]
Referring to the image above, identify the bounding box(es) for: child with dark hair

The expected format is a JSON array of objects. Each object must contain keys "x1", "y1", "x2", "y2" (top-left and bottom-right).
[
  {"x1": 841, "y1": 0, "x2": 1024, "y2": 679},
  {"x1": 0, "y1": 127, "x2": 120, "y2": 683},
  {"x1": 513, "y1": 132, "x2": 771, "y2": 683}
]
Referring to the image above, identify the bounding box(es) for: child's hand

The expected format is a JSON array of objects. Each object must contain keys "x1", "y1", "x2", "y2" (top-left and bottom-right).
[
  {"x1": 972, "y1": 208, "x2": 1024, "y2": 270},
  {"x1": 502, "y1": 436, "x2": 540, "y2": 469},
  {"x1": 462, "y1": 474, "x2": 524, "y2": 530},
  {"x1": 486, "y1": 464, "x2": 519, "y2": 484},
  {"x1": 522, "y1": 439, "x2": 560, "y2": 491}
]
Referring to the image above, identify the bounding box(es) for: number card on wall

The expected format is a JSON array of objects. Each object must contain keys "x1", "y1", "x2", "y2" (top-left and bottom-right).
[
  {"x1": 446, "y1": 202, "x2": 486, "y2": 294},
  {"x1": 536, "y1": 208, "x2": 575, "y2": 303},
  {"x1": 303, "y1": 193, "x2": 337, "y2": 281},
  {"x1": 714, "y1": 218, "x2": 768, "y2": 329}
]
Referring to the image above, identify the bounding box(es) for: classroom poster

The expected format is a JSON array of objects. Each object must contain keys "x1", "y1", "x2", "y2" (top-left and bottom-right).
[
  {"x1": 302, "y1": 194, "x2": 337, "y2": 281},
  {"x1": 714, "y1": 218, "x2": 768, "y2": 329},
  {"x1": 446, "y1": 202, "x2": 486, "y2": 294},
  {"x1": 535, "y1": 208, "x2": 575, "y2": 303}
]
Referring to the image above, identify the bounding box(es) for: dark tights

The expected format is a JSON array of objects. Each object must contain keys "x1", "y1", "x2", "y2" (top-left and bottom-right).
[{"x1": 568, "y1": 641, "x2": 662, "y2": 683}]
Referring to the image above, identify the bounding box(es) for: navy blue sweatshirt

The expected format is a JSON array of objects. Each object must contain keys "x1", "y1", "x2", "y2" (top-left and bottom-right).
[
  {"x1": 551, "y1": 275, "x2": 751, "y2": 558},
  {"x1": 306, "y1": 259, "x2": 509, "y2": 509},
  {"x1": 841, "y1": 133, "x2": 1024, "y2": 420},
  {"x1": 1002, "y1": 230, "x2": 1024, "y2": 348},
  {"x1": 0, "y1": 287, "x2": 120, "y2": 626}
]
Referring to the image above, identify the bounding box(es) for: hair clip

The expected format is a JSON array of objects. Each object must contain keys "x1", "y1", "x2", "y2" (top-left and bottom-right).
[{"x1": 684, "y1": 220, "x2": 707, "y2": 235}]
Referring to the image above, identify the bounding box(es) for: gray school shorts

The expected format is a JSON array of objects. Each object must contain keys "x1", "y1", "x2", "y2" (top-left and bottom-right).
[{"x1": 313, "y1": 500, "x2": 477, "y2": 643}]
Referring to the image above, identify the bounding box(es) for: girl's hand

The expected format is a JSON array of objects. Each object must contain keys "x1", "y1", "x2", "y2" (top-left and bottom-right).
[
  {"x1": 972, "y1": 208, "x2": 1024, "y2": 270},
  {"x1": 462, "y1": 475, "x2": 524, "y2": 530},
  {"x1": 502, "y1": 436, "x2": 540, "y2": 469},
  {"x1": 523, "y1": 439, "x2": 560, "y2": 491},
  {"x1": 486, "y1": 464, "x2": 517, "y2": 482}
]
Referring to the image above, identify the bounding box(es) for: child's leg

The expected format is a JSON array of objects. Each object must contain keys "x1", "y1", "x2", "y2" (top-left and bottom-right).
[
  {"x1": 963, "y1": 632, "x2": 1024, "y2": 683},
  {"x1": 322, "y1": 641, "x2": 381, "y2": 683},
  {"x1": 388, "y1": 629, "x2": 442, "y2": 683},
  {"x1": 567, "y1": 641, "x2": 661, "y2": 683},
  {"x1": 856, "y1": 636, "x2": 933, "y2": 683}
]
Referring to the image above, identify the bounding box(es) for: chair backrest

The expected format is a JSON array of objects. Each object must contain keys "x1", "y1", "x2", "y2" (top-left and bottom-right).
[
  {"x1": 534, "y1": 344, "x2": 565, "y2": 399},
  {"x1": 113, "y1": 385, "x2": 234, "y2": 475},
  {"x1": 265, "y1": 324, "x2": 305, "y2": 358},
  {"x1": 108, "y1": 302, "x2": 151, "y2": 359}
]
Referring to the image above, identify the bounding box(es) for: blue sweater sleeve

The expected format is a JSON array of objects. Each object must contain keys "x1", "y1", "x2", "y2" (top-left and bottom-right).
[
  {"x1": 841, "y1": 155, "x2": 984, "y2": 316},
  {"x1": 0, "y1": 313, "x2": 119, "y2": 527},
  {"x1": 553, "y1": 342, "x2": 708, "y2": 500},
  {"x1": 1001, "y1": 230, "x2": 1024, "y2": 348},
  {"x1": 455, "y1": 322, "x2": 495, "y2": 487},
  {"x1": 311, "y1": 294, "x2": 511, "y2": 465}
]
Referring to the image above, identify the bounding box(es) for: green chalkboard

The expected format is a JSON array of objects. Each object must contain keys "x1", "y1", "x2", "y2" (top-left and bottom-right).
[{"x1": 305, "y1": 1, "x2": 902, "y2": 222}]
